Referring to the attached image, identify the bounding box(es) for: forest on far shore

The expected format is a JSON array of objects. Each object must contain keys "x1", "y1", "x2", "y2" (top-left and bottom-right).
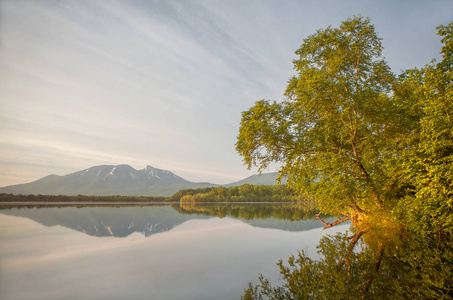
[{"x1": 0, "y1": 183, "x2": 306, "y2": 204}]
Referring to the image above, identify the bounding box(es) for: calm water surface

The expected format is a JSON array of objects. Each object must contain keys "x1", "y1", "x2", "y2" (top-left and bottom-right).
[{"x1": 0, "y1": 204, "x2": 348, "y2": 300}]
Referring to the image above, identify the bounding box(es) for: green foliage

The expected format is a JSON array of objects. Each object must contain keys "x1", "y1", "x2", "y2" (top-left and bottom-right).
[
  {"x1": 236, "y1": 16, "x2": 453, "y2": 236},
  {"x1": 236, "y1": 16, "x2": 400, "y2": 216},
  {"x1": 172, "y1": 184, "x2": 304, "y2": 203},
  {"x1": 395, "y1": 23, "x2": 453, "y2": 236},
  {"x1": 238, "y1": 18, "x2": 453, "y2": 298}
]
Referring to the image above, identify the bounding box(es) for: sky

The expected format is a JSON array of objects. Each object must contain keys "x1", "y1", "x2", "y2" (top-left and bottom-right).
[{"x1": 0, "y1": 0, "x2": 452, "y2": 186}]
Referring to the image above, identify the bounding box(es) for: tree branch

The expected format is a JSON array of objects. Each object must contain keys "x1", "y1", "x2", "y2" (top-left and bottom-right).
[
  {"x1": 350, "y1": 141, "x2": 383, "y2": 208},
  {"x1": 315, "y1": 213, "x2": 350, "y2": 229},
  {"x1": 344, "y1": 228, "x2": 367, "y2": 277}
]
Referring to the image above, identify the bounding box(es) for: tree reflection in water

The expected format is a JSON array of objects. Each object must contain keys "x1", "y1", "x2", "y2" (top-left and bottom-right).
[
  {"x1": 173, "y1": 203, "x2": 453, "y2": 297},
  {"x1": 243, "y1": 223, "x2": 453, "y2": 299},
  {"x1": 173, "y1": 202, "x2": 320, "y2": 221}
]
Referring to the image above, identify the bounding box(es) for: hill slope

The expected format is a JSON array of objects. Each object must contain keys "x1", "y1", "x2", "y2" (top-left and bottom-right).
[
  {"x1": 0, "y1": 165, "x2": 281, "y2": 197},
  {"x1": 224, "y1": 172, "x2": 282, "y2": 187}
]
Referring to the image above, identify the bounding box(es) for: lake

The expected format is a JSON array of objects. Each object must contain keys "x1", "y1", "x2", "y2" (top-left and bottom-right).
[{"x1": 0, "y1": 204, "x2": 348, "y2": 300}]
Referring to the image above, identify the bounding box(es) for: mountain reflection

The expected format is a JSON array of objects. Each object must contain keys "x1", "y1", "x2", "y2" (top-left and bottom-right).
[
  {"x1": 0, "y1": 203, "x2": 332, "y2": 238},
  {"x1": 0, "y1": 206, "x2": 209, "y2": 237}
]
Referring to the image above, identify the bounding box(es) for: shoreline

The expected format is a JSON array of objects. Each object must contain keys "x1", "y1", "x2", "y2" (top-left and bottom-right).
[
  {"x1": 0, "y1": 201, "x2": 300, "y2": 206},
  {"x1": 0, "y1": 201, "x2": 178, "y2": 206}
]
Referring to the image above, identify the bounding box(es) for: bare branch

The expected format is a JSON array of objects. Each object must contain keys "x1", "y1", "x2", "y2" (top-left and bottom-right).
[{"x1": 315, "y1": 213, "x2": 350, "y2": 229}]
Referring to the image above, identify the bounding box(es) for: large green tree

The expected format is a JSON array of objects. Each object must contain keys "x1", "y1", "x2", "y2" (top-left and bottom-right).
[
  {"x1": 238, "y1": 18, "x2": 453, "y2": 299},
  {"x1": 236, "y1": 16, "x2": 404, "y2": 218}
]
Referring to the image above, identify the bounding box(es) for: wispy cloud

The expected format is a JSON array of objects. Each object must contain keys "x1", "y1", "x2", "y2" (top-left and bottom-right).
[{"x1": 1, "y1": 0, "x2": 451, "y2": 186}]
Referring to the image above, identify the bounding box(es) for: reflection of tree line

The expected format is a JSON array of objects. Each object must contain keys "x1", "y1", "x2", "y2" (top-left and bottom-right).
[
  {"x1": 173, "y1": 202, "x2": 319, "y2": 221},
  {"x1": 244, "y1": 225, "x2": 453, "y2": 299}
]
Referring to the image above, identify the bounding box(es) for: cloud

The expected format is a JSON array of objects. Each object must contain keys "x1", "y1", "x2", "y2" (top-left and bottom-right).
[{"x1": 1, "y1": 0, "x2": 452, "y2": 186}]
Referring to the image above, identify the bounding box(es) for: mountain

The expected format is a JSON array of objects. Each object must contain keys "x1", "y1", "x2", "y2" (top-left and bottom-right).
[
  {"x1": 0, "y1": 164, "x2": 280, "y2": 197},
  {"x1": 0, "y1": 165, "x2": 218, "y2": 197},
  {"x1": 224, "y1": 172, "x2": 282, "y2": 187}
]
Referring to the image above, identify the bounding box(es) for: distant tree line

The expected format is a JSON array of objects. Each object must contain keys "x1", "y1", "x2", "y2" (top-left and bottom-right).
[
  {"x1": 0, "y1": 193, "x2": 168, "y2": 203},
  {"x1": 171, "y1": 184, "x2": 307, "y2": 203},
  {"x1": 0, "y1": 184, "x2": 305, "y2": 204}
]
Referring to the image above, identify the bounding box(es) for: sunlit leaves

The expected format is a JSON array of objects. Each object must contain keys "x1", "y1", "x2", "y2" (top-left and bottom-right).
[
  {"x1": 236, "y1": 16, "x2": 397, "y2": 216},
  {"x1": 399, "y1": 23, "x2": 453, "y2": 236},
  {"x1": 236, "y1": 16, "x2": 453, "y2": 236},
  {"x1": 239, "y1": 18, "x2": 453, "y2": 299}
]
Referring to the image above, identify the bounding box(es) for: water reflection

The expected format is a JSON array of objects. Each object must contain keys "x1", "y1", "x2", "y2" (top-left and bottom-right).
[
  {"x1": 243, "y1": 223, "x2": 453, "y2": 299},
  {"x1": 0, "y1": 203, "x2": 332, "y2": 238},
  {"x1": 175, "y1": 202, "x2": 319, "y2": 220},
  {"x1": 0, "y1": 204, "x2": 348, "y2": 300},
  {"x1": 2, "y1": 205, "x2": 449, "y2": 299},
  {"x1": 1, "y1": 206, "x2": 209, "y2": 237}
]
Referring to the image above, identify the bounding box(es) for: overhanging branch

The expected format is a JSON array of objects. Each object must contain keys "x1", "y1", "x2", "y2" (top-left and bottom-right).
[{"x1": 315, "y1": 213, "x2": 350, "y2": 229}]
